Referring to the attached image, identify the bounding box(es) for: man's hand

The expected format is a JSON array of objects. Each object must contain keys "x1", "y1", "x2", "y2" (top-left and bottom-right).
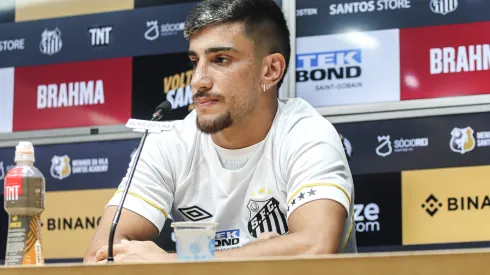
[{"x1": 95, "y1": 239, "x2": 176, "y2": 263}]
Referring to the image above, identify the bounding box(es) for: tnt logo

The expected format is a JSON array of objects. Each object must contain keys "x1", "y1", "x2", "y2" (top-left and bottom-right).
[
  {"x1": 296, "y1": 49, "x2": 362, "y2": 82},
  {"x1": 89, "y1": 26, "x2": 112, "y2": 46}
]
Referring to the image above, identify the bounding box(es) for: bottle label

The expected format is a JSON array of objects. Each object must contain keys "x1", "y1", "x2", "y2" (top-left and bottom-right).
[
  {"x1": 4, "y1": 168, "x2": 23, "y2": 201},
  {"x1": 5, "y1": 215, "x2": 44, "y2": 266},
  {"x1": 4, "y1": 167, "x2": 45, "y2": 211}
]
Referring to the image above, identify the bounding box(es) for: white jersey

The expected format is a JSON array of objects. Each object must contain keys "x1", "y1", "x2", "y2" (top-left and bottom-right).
[{"x1": 107, "y1": 98, "x2": 357, "y2": 253}]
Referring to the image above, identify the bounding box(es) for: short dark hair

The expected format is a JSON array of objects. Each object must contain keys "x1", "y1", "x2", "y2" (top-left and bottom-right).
[{"x1": 184, "y1": 0, "x2": 291, "y2": 89}]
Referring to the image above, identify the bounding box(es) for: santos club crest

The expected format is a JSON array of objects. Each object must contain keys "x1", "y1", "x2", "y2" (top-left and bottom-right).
[{"x1": 247, "y1": 197, "x2": 288, "y2": 238}]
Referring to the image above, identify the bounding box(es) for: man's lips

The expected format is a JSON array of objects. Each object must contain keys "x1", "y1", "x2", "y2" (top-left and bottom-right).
[{"x1": 194, "y1": 97, "x2": 220, "y2": 104}]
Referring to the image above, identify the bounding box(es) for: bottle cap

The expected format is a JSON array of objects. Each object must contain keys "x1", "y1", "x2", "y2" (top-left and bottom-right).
[{"x1": 15, "y1": 141, "x2": 35, "y2": 163}]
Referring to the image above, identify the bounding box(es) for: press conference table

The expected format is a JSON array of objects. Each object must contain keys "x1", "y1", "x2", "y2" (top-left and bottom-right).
[{"x1": 1, "y1": 248, "x2": 489, "y2": 275}]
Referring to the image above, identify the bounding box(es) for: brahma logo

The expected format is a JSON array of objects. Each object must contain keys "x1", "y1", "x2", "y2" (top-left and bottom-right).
[
  {"x1": 430, "y1": 44, "x2": 490, "y2": 75},
  {"x1": 50, "y1": 155, "x2": 72, "y2": 180},
  {"x1": 450, "y1": 127, "x2": 475, "y2": 154},
  {"x1": 37, "y1": 80, "x2": 105, "y2": 109},
  {"x1": 164, "y1": 70, "x2": 194, "y2": 111}
]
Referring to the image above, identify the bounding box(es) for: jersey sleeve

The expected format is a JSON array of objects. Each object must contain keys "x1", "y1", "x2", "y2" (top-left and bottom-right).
[
  {"x1": 284, "y1": 117, "x2": 354, "y2": 219},
  {"x1": 106, "y1": 133, "x2": 175, "y2": 233}
]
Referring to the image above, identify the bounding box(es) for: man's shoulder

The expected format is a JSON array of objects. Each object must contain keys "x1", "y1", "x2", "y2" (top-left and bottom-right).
[{"x1": 276, "y1": 98, "x2": 338, "y2": 140}]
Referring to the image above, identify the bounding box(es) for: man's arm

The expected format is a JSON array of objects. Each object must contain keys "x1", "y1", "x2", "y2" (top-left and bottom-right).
[
  {"x1": 84, "y1": 132, "x2": 177, "y2": 263},
  {"x1": 83, "y1": 206, "x2": 159, "y2": 263},
  {"x1": 216, "y1": 199, "x2": 347, "y2": 258}
]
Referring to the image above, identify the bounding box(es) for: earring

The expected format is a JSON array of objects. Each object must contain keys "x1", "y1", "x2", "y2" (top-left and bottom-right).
[{"x1": 263, "y1": 83, "x2": 267, "y2": 93}]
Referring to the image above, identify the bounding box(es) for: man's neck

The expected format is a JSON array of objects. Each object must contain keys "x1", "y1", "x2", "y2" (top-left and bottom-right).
[{"x1": 211, "y1": 99, "x2": 278, "y2": 150}]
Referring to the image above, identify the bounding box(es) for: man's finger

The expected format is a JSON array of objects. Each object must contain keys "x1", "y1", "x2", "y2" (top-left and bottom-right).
[
  {"x1": 95, "y1": 245, "x2": 109, "y2": 262},
  {"x1": 96, "y1": 259, "x2": 108, "y2": 264},
  {"x1": 95, "y1": 242, "x2": 129, "y2": 262}
]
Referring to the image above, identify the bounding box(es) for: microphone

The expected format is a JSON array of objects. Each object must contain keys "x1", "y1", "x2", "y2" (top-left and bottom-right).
[
  {"x1": 107, "y1": 101, "x2": 172, "y2": 263},
  {"x1": 152, "y1": 101, "x2": 172, "y2": 121}
]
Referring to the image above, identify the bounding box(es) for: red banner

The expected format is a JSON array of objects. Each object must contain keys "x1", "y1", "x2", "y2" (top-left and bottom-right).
[
  {"x1": 13, "y1": 58, "x2": 132, "y2": 131},
  {"x1": 400, "y1": 21, "x2": 490, "y2": 100}
]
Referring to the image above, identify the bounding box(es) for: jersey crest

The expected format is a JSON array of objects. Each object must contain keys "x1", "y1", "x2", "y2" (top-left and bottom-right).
[{"x1": 246, "y1": 197, "x2": 288, "y2": 238}]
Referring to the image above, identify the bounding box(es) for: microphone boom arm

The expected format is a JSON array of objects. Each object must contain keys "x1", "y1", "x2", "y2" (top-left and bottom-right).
[{"x1": 106, "y1": 107, "x2": 168, "y2": 263}]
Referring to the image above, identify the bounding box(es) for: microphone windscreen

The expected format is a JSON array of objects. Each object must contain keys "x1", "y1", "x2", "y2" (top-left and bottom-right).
[{"x1": 156, "y1": 101, "x2": 172, "y2": 116}]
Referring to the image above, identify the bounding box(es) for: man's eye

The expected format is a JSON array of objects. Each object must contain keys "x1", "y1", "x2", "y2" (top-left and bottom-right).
[
  {"x1": 189, "y1": 60, "x2": 198, "y2": 68},
  {"x1": 214, "y1": 57, "x2": 228, "y2": 64}
]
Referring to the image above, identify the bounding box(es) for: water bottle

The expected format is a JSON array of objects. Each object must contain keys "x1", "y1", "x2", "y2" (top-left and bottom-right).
[{"x1": 4, "y1": 141, "x2": 45, "y2": 266}]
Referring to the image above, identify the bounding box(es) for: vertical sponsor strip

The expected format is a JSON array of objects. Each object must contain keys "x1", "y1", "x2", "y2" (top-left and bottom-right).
[{"x1": 0, "y1": 67, "x2": 14, "y2": 133}]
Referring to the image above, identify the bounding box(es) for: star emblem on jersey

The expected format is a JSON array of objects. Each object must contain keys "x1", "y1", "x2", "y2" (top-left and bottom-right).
[
  {"x1": 288, "y1": 189, "x2": 317, "y2": 210},
  {"x1": 178, "y1": 206, "x2": 213, "y2": 222},
  {"x1": 246, "y1": 197, "x2": 288, "y2": 238}
]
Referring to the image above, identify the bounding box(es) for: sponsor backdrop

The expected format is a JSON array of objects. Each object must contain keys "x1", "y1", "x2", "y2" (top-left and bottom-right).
[
  {"x1": 1, "y1": 110, "x2": 490, "y2": 260},
  {"x1": 296, "y1": 0, "x2": 490, "y2": 37},
  {"x1": 400, "y1": 21, "x2": 490, "y2": 100},
  {"x1": 14, "y1": 0, "x2": 134, "y2": 22},
  {"x1": 296, "y1": 29, "x2": 400, "y2": 107},
  {"x1": 0, "y1": 67, "x2": 14, "y2": 133},
  {"x1": 132, "y1": 53, "x2": 195, "y2": 121},
  {"x1": 2, "y1": 0, "x2": 490, "y2": 262},
  {"x1": 13, "y1": 58, "x2": 133, "y2": 131}
]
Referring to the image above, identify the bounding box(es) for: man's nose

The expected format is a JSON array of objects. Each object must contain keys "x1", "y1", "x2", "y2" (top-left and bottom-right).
[{"x1": 190, "y1": 62, "x2": 212, "y2": 91}]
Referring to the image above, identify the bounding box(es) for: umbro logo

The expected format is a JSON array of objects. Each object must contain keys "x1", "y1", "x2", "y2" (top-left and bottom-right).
[{"x1": 178, "y1": 206, "x2": 213, "y2": 221}]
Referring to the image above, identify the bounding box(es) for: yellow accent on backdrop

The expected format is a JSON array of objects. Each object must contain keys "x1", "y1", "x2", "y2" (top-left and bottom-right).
[
  {"x1": 40, "y1": 188, "x2": 116, "y2": 259},
  {"x1": 402, "y1": 165, "x2": 490, "y2": 245},
  {"x1": 15, "y1": 0, "x2": 134, "y2": 22}
]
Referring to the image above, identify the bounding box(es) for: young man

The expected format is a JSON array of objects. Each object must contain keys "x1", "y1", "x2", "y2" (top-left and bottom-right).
[{"x1": 84, "y1": 0, "x2": 356, "y2": 263}]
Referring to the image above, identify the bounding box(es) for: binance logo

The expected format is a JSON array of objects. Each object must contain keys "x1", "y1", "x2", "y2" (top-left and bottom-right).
[{"x1": 421, "y1": 194, "x2": 443, "y2": 217}]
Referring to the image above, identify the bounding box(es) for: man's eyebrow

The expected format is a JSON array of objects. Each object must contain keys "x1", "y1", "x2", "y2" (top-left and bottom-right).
[{"x1": 187, "y1": 47, "x2": 240, "y2": 57}]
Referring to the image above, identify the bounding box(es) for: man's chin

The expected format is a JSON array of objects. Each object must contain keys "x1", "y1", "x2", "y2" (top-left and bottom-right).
[{"x1": 195, "y1": 113, "x2": 233, "y2": 134}]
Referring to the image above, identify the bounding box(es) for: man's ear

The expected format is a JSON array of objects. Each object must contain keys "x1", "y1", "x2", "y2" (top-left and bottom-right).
[{"x1": 261, "y1": 53, "x2": 286, "y2": 92}]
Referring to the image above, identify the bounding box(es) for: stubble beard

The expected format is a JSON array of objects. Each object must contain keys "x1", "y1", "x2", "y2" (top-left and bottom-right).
[
  {"x1": 195, "y1": 88, "x2": 258, "y2": 135},
  {"x1": 196, "y1": 111, "x2": 234, "y2": 134}
]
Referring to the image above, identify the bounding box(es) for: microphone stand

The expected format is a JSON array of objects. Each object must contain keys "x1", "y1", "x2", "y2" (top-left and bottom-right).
[{"x1": 106, "y1": 114, "x2": 163, "y2": 263}]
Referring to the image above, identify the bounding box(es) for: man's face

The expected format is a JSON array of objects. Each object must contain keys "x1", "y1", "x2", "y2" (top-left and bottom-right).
[{"x1": 188, "y1": 22, "x2": 261, "y2": 134}]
